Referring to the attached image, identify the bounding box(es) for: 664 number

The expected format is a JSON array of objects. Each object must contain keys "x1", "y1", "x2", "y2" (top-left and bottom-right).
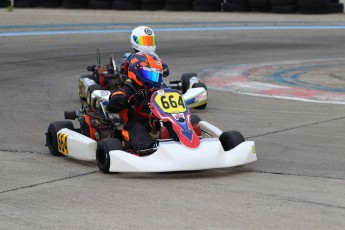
[{"x1": 160, "y1": 95, "x2": 185, "y2": 109}]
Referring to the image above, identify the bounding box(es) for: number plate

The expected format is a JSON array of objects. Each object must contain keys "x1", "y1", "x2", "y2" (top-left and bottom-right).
[{"x1": 154, "y1": 92, "x2": 186, "y2": 114}]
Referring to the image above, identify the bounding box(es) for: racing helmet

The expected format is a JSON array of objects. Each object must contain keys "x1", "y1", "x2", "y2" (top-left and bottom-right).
[
  {"x1": 130, "y1": 26, "x2": 156, "y2": 53},
  {"x1": 128, "y1": 52, "x2": 163, "y2": 89}
]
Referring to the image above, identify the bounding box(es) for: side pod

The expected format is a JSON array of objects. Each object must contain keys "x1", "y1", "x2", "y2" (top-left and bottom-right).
[{"x1": 57, "y1": 128, "x2": 97, "y2": 161}]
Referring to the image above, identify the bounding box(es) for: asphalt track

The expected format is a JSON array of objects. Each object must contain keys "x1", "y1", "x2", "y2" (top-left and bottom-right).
[{"x1": 1, "y1": 9, "x2": 345, "y2": 229}]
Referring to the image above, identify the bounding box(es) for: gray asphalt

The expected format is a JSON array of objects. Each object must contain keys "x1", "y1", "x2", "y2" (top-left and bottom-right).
[{"x1": 1, "y1": 10, "x2": 345, "y2": 229}]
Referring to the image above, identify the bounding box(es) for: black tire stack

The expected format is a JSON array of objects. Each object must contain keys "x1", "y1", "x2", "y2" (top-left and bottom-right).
[
  {"x1": 193, "y1": 0, "x2": 223, "y2": 11},
  {"x1": 62, "y1": 0, "x2": 88, "y2": 8},
  {"x1": 223, "y1": 0, "x2": 251, "y2": 12},
  {"x1": 271, "y1": 0, "x2": 298, "y2": 13},
  {"x1": 39, "y1": 0, "x2": 63, "y2": 8},
  {"x1": 141, "y1": 0, "x2": 165, "y2": 10},
  {"x1": 3, "y1": 0, "x2": 344, "y2": 13},
  {"x1": 248, "y1": 0, "x2": 271, "y2": 12},
  {"x1": 14, "y1": 0, "x2": 39, "y2": 7},
  {"x1": 165, "y1": 0, "x2": 194, "y2": 11},
  {"x1": 0, "y1": 0, "x2": 10, "y2": 8},
  {"x1": 298, "y1": 0, "x2": 343, "y2": 14},
  {"x1": 88, "y1": 0, "x2": 112, "y2": 9},
  {"x1": 112, "y1": 0, "x2": 140, "y2": 10}
]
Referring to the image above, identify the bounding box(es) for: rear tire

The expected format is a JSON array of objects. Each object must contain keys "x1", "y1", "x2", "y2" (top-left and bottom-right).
[
  {"x1": 192, "y1": 82, "x2": 207, "y2": 91},
  {"x1": 46, "y1": 121, "x2": 74, "y2": 156},
  {"x1": 219, "y1": 131, "x2": 245, "y2": 151},
  {"x1": 96, "y1": 138, "x2": 122, "y2": 173}
]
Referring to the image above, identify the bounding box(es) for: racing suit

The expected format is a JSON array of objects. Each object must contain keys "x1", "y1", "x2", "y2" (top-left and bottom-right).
[{"x1": 107, "y1": 79, "x2": 157, "y2": 153}]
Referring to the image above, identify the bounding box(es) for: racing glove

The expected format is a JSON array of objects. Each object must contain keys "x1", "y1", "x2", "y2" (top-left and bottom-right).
[
  {"x1": 162, "y1": 63, "x2": 169, "y2": 77},
  {"x1": 128, "y1": 88, "x2": 155, "y2": 105}
]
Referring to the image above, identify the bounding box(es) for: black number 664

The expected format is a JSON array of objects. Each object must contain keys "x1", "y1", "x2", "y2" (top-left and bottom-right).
[{"x1": 160, "y1": 95, "x2": 185, "y2": 109}]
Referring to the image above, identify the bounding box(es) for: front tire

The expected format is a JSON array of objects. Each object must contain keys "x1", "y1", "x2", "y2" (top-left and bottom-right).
[
  {"x1": 46, "y1": 121, "x2": 74, "y2": 156},
  {"x1": 96, "y1": 138, "x2": 123, "y2": 173},
  {"x1": 219, "y1": 131, "x2": 245, "y2": 151},
  {"x1": 181, "y1": 73, "x2": 198, "y2": 94},
  {"x1": 190, "y1": 114, "x2": 201, "y2": 125}
]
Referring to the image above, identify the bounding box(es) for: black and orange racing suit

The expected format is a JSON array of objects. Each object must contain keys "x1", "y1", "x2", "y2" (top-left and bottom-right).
[{"x1": 107, "y1": 79, "x2": 156, "y2": 153}]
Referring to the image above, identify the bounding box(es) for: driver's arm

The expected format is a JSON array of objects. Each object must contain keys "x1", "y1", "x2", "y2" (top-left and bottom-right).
[{"x1": 107, "y1": 90, "x2": 130, "y2": 113}]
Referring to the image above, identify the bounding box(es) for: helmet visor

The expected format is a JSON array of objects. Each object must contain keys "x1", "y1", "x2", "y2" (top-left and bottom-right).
[
  {"x1": 140, "y1": 67, "x2": 162, "y2": 83},
  {"x1": 136, "y1": 35, "x2": 155, "y2": 46}
]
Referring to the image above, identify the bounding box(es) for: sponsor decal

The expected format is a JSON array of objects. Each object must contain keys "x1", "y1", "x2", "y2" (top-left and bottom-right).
[
  {"x1": 144, "y1": 28, "x2": 152, "y2": 35},
  {"x1": 58, "y1": 133, "x2": 68, "y2": 155},
  {"x1": 172, "y1": 113, "x2": 185, "y2": 121}
]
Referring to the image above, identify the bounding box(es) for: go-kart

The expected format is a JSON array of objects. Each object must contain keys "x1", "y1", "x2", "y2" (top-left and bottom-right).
[
  {"x1": 78, "y1": 49, "x2": 124, "y2": 105},
  {"x1": 78, "y1": 49, "x2": 208, "y2": 109},
  {"x1": 46, "y1": 88, "x2": 257, "y2": 173}
]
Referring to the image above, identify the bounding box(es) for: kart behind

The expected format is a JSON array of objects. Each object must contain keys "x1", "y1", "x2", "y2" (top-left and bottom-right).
[{"x1": 78, "y1": 50, "x2": 208, "y2": 109}]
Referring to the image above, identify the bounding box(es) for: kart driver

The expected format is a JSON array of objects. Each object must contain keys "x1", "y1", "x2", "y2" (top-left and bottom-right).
[
  {"x1": 107, "y1": 52, "x2": 163, "y2": 154},
  {"x1": 120, "y1": 26, "x2": 169, "y2": 78}
]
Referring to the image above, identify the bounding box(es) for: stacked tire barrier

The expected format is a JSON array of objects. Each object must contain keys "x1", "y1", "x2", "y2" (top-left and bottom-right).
[
  {"x1": 0, "y1": 0, "x2": 343, "y2": 13},
  {"x1": 112, "y1": 0, "x2": 140, "y2": 10},
  {"x1": 222, "y1": 0, "x2": 344, "y2": 13},
  {"x1": 271, "y1": 0, "x2": 298, "y2": 14},
  {"x1": 193, "y1": 0, "x2": 223, "y2": 11}
]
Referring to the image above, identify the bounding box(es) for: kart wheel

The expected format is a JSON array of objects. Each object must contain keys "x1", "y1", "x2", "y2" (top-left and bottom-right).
[
  {"x1": 190, "y1": 114, "x2": 201, "y2": 125},
  {"x1": 192, "y1": 82, "x2": 207, "y2": 91},
  {"x1": 190, "y1": 115, "x2": 202, "y2": 136},
  {"x1": 181, "y1": 73, "x2": 198, "y2": 94},
  {"x1": 192, "y1": 83, "x2": 208, "y2": 109},
  {"x1": 87, "y1": 84, "x2": 102, "y2": 105},
  {"x1": 46, "y1": 121, "x2": 74, "y2": 156},
  {"x1": 219, "y1": 131, "x2": 245, "y2": 151},
  {"x1": 96, "y1": 138, "x2": 122, "y2": 173}
]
